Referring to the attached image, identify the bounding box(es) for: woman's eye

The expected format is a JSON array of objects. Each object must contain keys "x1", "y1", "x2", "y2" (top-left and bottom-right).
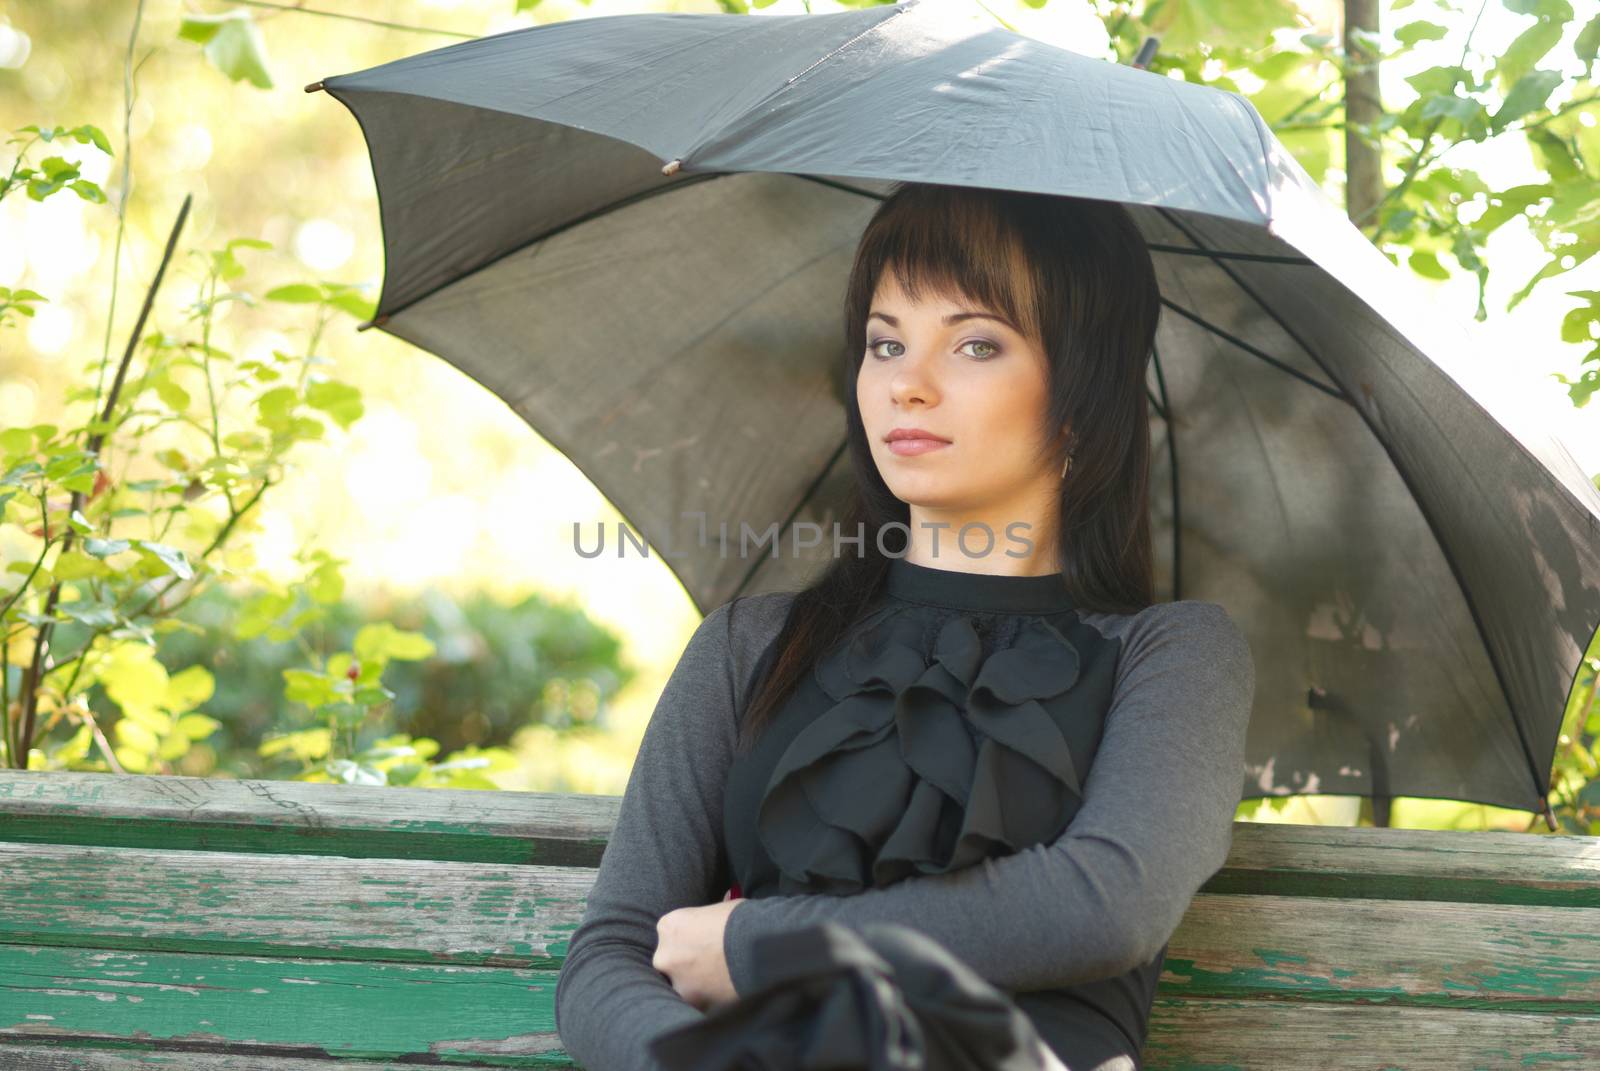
[{"x1": 866, "y1": 339, "x2": 1000, "y2": 360}]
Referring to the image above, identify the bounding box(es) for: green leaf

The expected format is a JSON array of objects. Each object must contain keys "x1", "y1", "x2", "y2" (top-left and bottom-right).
[
  {"x1": 233, "y1": 589, "x2": 293, "y2": 639},
  {"x1": 60, "y1": 601, "x2": 118, "y2": 628},
  {"x1": 68, "y1": 180, "x2": 107, "y2": 204},
  {"x1": 155, "y1": 377, "x2": 191, "y2": 412},
  {"x1": 1140, "y1": 0, "x2": 1303, "y2": 53},
  {"x1": 0, "y1": 428, "x2": 33, "y2": 456},
  {"x1": 304, "y1": 379, "x2": 363, "y2": 430},
  {"x1": 114, "y1": 717, "x2": 160, "y2": 755},
  {"x1": 1577, "y1": 14, "x2": 1600, "y2": 76},
  {"x1": 259, "y1": 727, "x2": 331, "y2": 761},
  {"x1": 264, "y1": 283, "x2": 323, "y2": 303},
  {"x1": 131, "y1": 539, "x2": 193, "y2": 580},
  {"x1": 1494, "y1": 1, "x2": 1571, "y2": 93},
  {"x1": 1558, "y1": 293, "x2": 1600, "y2": 343},
  {"x1": 1473, "y1": 183, "x2": 1552, "y2": 233},
  {"x1": 327, "y1": 291, "x2": 375, "y2": 320},
  {"x1": 158, "y1": 732, "x2": 192, "y2": 762},
  {"x1": 354, "y1": 621, "x2": 436, "y2": 664},
  {"x1": 1420, "y1": 93, "x2": 1486, "y2": 125},
  {"x1": 165, "y1": 664, "x2": 215, "y2": 714},
  {"x1": 181, "y1": 12, "x2": 274, "y2": 89},
  {"x1": 1394, "y1": 21, "x2": 1447, "y2": 47},
  {"x1": 320, "y1": 701, "x2": 366, "y2": 729},
  {"x1": 75, "y1": 124, "x2": 112, "y2": 156},
  {"x1": 308, "y1": 559, "x2": 344, "y2": 604},
  {"x1": 1247, "y1": 51, "x2": 1305, "y2": 81},
  {"x1": 1408, "y1": 250, "x2": 1451, "y2": 279},
  {"x1": 178, "y1": 13, "x2": 225, "y2": 44},
  {"x1": 176, "y1": 713, "x2": 222, "y2": 740},
  {"x1": 1528, "y1": 127, "x2": 1583, "y2": 182},
  {"x1": 52, "y1": 551, "x2": 105, "y2": 581},
  {"x1": 1491, "y1": 69, "x2": 1564, "y2": 133},
  {"x1": 256, "y1": 386, "x2": 299, "y2": 432},
  {"x1": 283, "y1": 668, "x2": 338, "y2": 707},
  {"x1": 436, "y1": 769, "x2": 499, "y2": 790},
  {"x1": 99, "y1": 644, "x2": 174, "y2": 733},
  {"x1": 83, "y1": 537, "x2": 131, "y2": 558}
]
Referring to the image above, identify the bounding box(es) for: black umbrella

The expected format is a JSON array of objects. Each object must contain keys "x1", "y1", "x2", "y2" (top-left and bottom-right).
[{"x1": 309, "y1": 0, "x2": 1600, "y2": 824}]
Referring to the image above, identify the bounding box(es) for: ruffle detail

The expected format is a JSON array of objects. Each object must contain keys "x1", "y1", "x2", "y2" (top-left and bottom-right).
[{"x1": 756, "y1": 606, "x2": 1087, "y2": 895}]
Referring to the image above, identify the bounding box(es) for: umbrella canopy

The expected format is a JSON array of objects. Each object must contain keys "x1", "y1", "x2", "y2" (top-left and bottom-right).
[{"x1": 311, "y1": 0, "x2": 1600, "y2": 822}]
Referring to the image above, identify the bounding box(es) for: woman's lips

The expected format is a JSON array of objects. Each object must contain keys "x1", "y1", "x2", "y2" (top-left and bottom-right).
[{"x1": 887, "y1": 438, "x2": 951, "y2": 456}]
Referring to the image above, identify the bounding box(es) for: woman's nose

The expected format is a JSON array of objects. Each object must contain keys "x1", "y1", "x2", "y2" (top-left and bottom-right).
[{"x1": 889, "y1": 348, "x2": 939, "y2": 407}]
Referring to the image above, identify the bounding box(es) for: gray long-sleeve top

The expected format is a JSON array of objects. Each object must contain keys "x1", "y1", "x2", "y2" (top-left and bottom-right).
[{"x1": 553, "y1": 563, "x2": 1256, "y2": 1070}]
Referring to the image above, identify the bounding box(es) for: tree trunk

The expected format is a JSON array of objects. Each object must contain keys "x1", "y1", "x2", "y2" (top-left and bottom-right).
[{"x1": 1343, "y1": 0, "x2": 1384, "y2": 230}]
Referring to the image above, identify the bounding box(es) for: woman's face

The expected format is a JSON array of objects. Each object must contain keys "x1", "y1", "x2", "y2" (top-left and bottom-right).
[{"x1": 857, "y1": 270, "x2": 1065, "y2": 562}]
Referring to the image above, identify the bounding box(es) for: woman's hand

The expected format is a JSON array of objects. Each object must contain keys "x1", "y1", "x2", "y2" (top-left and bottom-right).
[{"x1": 653, "y1": 898, "x2": 743, "y2": 1012}]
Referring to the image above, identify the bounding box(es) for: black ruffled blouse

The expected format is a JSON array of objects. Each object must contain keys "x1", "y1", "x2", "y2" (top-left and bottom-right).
[{"x1": 720, "y1": 556, "x2": 1164, "y2": 1069}]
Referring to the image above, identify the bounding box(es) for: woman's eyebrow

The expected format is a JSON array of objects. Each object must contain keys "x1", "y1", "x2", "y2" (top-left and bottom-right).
[{"x1": 868, "y1": 310, "x2": 1020, "y2": 332}]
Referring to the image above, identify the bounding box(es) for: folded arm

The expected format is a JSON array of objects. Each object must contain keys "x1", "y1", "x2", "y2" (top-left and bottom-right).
[{"x1": 554, "y1": 593, "x2": 792, "y2": 1068}]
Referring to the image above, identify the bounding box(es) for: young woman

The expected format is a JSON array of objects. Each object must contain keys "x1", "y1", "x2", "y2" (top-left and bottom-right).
[{"x1": 554, "y1": 182, "x2": 1256, "y2": 1070}]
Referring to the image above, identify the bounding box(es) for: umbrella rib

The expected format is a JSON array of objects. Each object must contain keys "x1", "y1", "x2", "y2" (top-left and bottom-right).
[
  {"x1": 675, "y1": 4, "x2": 919, "y2": 170},
  {"x1": 1150, "y1": 343, "x2": 1181, "y2": 601},
  {"x1": 1160, "y1": 298, "x2": 1350, "y2": 403},
  {"x1": 730, "y1": 435, "x2": 853, "y2": 605},
  {"x1": 1154, "y1": 211, "x2": 1551, "y2": 819},
  {"x1": 1144, "y1": 384, "x2": 1167, "y2": 422},
  {"x1": 1154, "y1": 207, "x2": 1357, "y2": 395},
  {"x1": 1149, "y1": 243, "x2": 1313, "y2": 265}
]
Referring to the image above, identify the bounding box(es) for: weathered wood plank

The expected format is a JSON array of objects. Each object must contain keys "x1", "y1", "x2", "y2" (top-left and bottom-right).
[
  {"x1": 4, "y1": 773, "x2": 1596, "y2": 906},
  {"x1": 0, "y1": 772, "x2": 616, "y2": 865},
  {"x1": 1162, "y1": 894, "x2": 1600, "y2": 1009},
  {"x1": 7, "y1": 842, "x2": 1598, "y2": 1009},
  {"x1": 0, "y1": 1041, "x2": 541, "y2": 1070},
  {"x1": 1214, "y1": 821, "x2": 1600, "y2": 907},
  {"x1": 1143, "y1": 998, "x2": 1600, "y2": 1070},
  {"x1": 0, "y1": 843, "x2": 583, "y2": 966},
  {"x1": 0, "y1": 944, "x2": 571, "y2": 1067}
]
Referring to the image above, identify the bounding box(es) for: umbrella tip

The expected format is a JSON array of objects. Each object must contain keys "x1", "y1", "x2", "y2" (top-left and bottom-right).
[
  {"x1": 305, "y1": 80, "x2": 326, "y2": 94},
  {"x1": 1130, "y1": 37, "x2": 1160, "y2": 69},
  {"x1": 661, "y1": 159, "x2": 682, "y2": 176}
]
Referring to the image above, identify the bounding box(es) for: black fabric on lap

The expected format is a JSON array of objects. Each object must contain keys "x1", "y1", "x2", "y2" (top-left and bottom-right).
[{"x1": 650, "y1": 920, "x2": 1059, "y2": 1071}]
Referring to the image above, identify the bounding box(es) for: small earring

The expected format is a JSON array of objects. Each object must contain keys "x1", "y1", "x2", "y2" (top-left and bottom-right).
[{"x1": 1060, "y1": 453, "x2": 1073, "y2": 479}]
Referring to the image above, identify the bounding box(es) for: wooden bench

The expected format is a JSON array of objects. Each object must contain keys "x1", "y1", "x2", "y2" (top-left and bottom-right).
[{"x1": 2, "y1": 770, "x2": 1596, "y2": 1068}]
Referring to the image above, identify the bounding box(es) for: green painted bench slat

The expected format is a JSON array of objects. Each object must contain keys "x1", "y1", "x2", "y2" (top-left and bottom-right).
[
  {"x1": 1167, "y1": 893, "x2": 1600, "y2": 1008},
  {"x1": 1, "y1": 944, "x2": 570, "y2": 1067},
  {"x1": 7, "y1": 842, "x2": 1599, "y2": 1008},
  {"x1": 0, "y1": 843, "x2": 576, "y2": 967},
  {"x1": 4, "y1": 771, "x2": 1598, "y2": 1069},
  {"x1": 0, "y1": 1046, "x2": 452, "y2": 1070},
  {"x1": 0, "y1": 1046, "x2": 446, "y2": 1070},
  {"x1": 5, "y1": 774, "x2": 1597, "y2": 906},
  {"x1": 0, "y1": 772, "x2": 614, "y2": 866}
]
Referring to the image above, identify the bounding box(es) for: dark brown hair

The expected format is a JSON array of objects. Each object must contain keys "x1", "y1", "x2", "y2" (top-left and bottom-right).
[{"x1": 735, "y1": 181, "x2": 1160, "y2": 754}]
